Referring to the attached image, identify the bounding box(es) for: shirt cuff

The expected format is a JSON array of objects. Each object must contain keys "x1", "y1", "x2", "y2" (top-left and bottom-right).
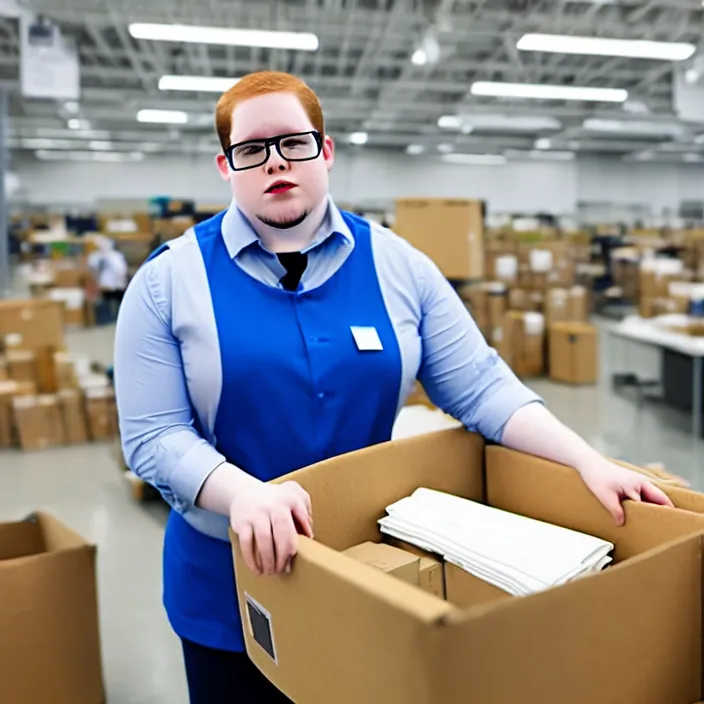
[{"x1": 164, "y1": 437, "x2": 227, "y2": 507}]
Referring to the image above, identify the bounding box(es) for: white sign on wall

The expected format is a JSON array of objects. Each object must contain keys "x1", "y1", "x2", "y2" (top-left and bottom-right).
[
  {"x1": 20, "y1": 15, "x2": 80, "y2": 100},
  {"x1": 673, "y1": 61, "x2": 704, "y2": 124}
]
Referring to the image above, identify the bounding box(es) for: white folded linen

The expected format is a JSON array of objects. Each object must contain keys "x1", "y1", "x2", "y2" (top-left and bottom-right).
[{"x1": 378, "y1": 488, "x2": 613, "y2": 596}]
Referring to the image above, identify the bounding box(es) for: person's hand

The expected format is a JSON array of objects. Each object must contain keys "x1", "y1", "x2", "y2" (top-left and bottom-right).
[
  {"x1": 230, "y1": 480, "x2": 313, "y2": 576},
  {"x1": 578, "y1": 458, "x2": 674, "y2": 525}
]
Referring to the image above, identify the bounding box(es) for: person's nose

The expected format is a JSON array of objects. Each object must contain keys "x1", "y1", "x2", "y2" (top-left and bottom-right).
[{"x1": 266, "y1": 146, "x2": 290, "y2": 174}]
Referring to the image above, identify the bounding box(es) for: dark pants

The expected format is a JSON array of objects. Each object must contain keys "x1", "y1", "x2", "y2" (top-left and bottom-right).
[{"x1": 181, "y1": 638, "x2": 291, "y2": 703}]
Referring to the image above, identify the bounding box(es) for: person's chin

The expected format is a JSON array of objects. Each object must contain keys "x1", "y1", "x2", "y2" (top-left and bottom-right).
[{"x1": 257, "y1": 204, "x2": 309, "y2": 230}]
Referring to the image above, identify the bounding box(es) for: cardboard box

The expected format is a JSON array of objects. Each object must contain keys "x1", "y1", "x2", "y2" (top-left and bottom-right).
[
  {"x1": 545, "y1": 287, "x2": 589, "y2": 327},
  {"x1": 498, "y1": 312, "x2": 545, "y2": 378},
  {"x1": 383, "y1": 537, "x2": 444, "y2": 598},
  {"x1": 13, "y1": 394, "x2": 66, "y2": 450},
  {"x1": 443, "y1": 562, "x2": 512, "y2": 608},
  {"x1": 0, "y1": 299, "x2": 64, "y2": 351},
  {"x1": 0, "y1": 380, "x2": 36, "y2": 447},
  {"x1": 395, "y1": 199, "x2": 485, "y2": 280},
  {"x1": 549, "y1": 322, "x2": 598, "y2": 385},
  {"x1": 6, "y1": 349, "x2": 37, "y2": 383},
  {"x1": 58, "y1": 389, "x2": 89, "y2": 445},
  {"x1": 85, "y1": 387, "x2": 118, "y2": 441},
  {"x1": 343, "y1": 542, "x2": 419, "y2": 585},
  {"x1": 232, "y1": 431, "x2": 704, "y2": 704},
  {"x1": 0, "y1": 512, "x2": 105, "y2": 704},
  {"x1": 508, "y1": 287, "x2": 543, "y2": 313}
]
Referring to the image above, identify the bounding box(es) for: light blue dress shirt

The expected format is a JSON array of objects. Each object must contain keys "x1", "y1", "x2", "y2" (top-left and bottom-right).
[{"x1": 114, "y1": 197, "x2": 541, "y2": 541}]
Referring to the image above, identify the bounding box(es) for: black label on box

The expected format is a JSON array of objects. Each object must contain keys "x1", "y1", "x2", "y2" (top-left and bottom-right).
[{"x1": 245, "y1": 593, "x2": 277, "y2": 663}]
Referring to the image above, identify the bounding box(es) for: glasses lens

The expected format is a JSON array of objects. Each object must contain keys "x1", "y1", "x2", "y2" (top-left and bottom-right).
[
  {"x1": 279, "y1": 133, "x2": 319, "y2": 161},
  {"x1": 232, "y1": 141, "x2": 268, "y2": 169}
]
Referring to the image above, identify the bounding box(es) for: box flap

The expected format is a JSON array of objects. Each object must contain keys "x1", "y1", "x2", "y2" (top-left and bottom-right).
[
  {"x1": 0, "y1": 520, "x2": 43, "y2": 561},
  {"x1": 278, "y1": 429, "x2": 484, "y2": 551},
  {"x1": 37, "y1": 512, "x2": 92, "y2": 552},
  {"x1": 486, "y1": 447, "x2": 704, "y2": 560},
  {"x1": 431, "y1": 534, "x2": 703, "y2": 704}
]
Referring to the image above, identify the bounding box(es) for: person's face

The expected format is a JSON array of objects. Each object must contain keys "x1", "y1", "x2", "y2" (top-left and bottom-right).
[{"x1": 216, "y1": 92, "x2": 334, "y2": 230}]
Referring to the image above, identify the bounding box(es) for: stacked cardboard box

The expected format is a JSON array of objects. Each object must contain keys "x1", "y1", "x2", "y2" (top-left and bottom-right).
[
  {"x1": 549, "y1": 322, "x2": 599, "y2": 385},
  {"x1": 395, "y1": 199, "x2": 485, "y2": 281},
  {"x1": 232, "y1": 430, "x2": 704, "y2": 704},
  {"x1": 0, "y1": 348, "x2": 116, "y2": 451},
  {"x1": 0, "y1": 299, "x2": 64, "y2": 351}
]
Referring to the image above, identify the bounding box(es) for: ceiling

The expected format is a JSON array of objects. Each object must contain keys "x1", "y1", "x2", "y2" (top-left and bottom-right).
[{"x1": 2, "y1": 0, "x2": 704, "y2": 163}]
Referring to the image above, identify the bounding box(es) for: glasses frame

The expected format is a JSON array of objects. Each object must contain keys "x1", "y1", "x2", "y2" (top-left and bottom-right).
[{"x1": 224, "y1": 130, "x2": 323, "y2": 171}]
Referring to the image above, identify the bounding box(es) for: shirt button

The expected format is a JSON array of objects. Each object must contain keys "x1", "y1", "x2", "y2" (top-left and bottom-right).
[
  {"x1": 317, "y1": 392, "x2": 325, "y2": 399},
  {"x1": 310, "y1": 336, "x2": 318, "y2": 343}
]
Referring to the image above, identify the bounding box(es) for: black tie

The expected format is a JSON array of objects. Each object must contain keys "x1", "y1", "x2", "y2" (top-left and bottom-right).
[{"x1": 277, "y1": 252, "x2": 309, "y2": 292}]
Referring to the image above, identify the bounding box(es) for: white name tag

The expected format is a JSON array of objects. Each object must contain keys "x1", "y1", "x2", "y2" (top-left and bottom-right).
[{"x1": 350, "y1": 326, "x2": 383, "y2": 352}]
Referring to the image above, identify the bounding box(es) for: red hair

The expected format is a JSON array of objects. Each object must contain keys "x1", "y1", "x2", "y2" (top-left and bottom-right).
[{"x1": 215, "y1": 70, "x2": 324, "y2": 150}]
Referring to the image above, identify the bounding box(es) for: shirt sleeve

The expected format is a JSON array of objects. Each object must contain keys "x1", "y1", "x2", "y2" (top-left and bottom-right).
[
  {"x1": 415, "y1": 254, "x2": 542, "y2": 443},
  {"x1": 113, "y1": 253, "x2": 226, "y2": 512}
]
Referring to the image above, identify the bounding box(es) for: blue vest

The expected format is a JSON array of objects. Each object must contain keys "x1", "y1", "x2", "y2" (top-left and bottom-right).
[{"x1": 163, "y1": 210, "x2": 403, "y2": 651}]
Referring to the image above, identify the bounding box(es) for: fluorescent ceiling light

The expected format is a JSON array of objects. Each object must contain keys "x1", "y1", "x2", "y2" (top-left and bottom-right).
[
  {"x1": 137, "y1": 109, "x2": 189, "y2": 124},
  {"x1": 625, "y1": 151, "x2": 655, "y2": 161},
  {"x1": 406, "y1": 144, "x2": 425, "y2": 155},
  {"x1": 438, "y1": 115, "x2": 461, "y2": 129},
  {"x1": 529, "y1": 150, "x2": 575, "y2": 161},
  {"x1": 89, "y1": 141, "x2": 113, "y2": 151},
  {"x1": 159, "y1": 75, "x2": 240, "y2": 93},
  {"x1": 411, "y1": 49, "x2": 428, "y2": 66},
  {"x1": 437, "y1": 143, "x2": 454, "y2": 153},
  {"x1": 348, "y1": 131, "x2": 368, "y2": 145},
  {"x1": 21, "y1": 138, "x2": 74, "y2": 150},
  {"x1": 129, "y1": 23, "x2": 319, "y2": 51},
  {"x1": 583, "y1": 118, "x2": 685, "y2": 137},
  {"x1": 68, "y1": 118, "x2": 91, "y2": 130},
  {"x1": 63, "y1": 101, "x2": 80, "y2": 113},
  {"x1": 438, "y1": 114, "x2": 561, "y2": 132},
  {"x1": 534, "y1": 138, "x2": 552, "y2": 150},
  {"x1": 35, "y1": 150, "x2": 145, "y2": 162},
  {"x1": 441, "y1": 153, "x2": 506, "y2": 166},
  {"x1": 683, "y1": 153, "x2": 704, "y2": 163},
  {"x1": 517, "y1": 33, "x2": 695, "y2": 62},
  {"x1": 471, "y1": 81, "x2": 628, "y2": 103}
]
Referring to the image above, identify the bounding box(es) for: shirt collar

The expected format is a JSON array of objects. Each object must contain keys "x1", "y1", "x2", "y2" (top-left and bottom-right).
[{"x1": 220, "y1": 195, "x2": 353, "y2": 260}]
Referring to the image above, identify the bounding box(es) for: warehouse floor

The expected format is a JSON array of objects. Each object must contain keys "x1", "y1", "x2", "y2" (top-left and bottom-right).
[{"x1": 1, "y1": 321, "x2": 702, "y2": 704}]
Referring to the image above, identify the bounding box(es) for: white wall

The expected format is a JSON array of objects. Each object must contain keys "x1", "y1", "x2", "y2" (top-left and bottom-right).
[{"x1": 10, "y1": 149, "x2": 704, "y2": 217}]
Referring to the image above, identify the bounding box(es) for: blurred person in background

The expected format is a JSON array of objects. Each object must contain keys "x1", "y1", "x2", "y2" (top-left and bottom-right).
[
  {"x1": 88, "y1": 235, "x2": 128, "y2": 322},
  {"x1": 114, "y1": 71, "x2": 673, "y2": 704}
]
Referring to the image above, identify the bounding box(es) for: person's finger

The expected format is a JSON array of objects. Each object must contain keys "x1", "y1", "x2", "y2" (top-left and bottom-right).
[
  {"x1": 640, "y1": 482, "x2": 674, "y2": 508},
  {"x1": 599, "y1": 489, "x2": 625, "y2": 525},
  {"x1": 288, "y1": 482, "x2": 313, "y2": 518},
  {"x1": 271, "y1": 508, "x2": 297, "y2": 574},
  {"x1": 291, "y1": 499, "x2": 314, "y2": 538},
  {"x1": 624, "y1": 485, "x2": 642, "y2": 503},
  {"x1": 252, "y1": 513, "x2": 276, "y2": 576},
  {"x1": 236, "y1": 522, "x2": 261, "y2": 576}
]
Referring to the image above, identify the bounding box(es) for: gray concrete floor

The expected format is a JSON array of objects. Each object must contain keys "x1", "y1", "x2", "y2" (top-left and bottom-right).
[{"x1": 1, "y1": 320, "x2": 702, "y2": 704}]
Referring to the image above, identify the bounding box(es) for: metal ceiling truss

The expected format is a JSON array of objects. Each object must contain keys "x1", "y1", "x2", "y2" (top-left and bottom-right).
[{"x1": 2, "y1": 0, "x2": 703, "y2": 158}]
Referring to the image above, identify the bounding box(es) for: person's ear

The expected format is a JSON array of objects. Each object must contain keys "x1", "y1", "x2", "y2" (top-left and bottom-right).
[
  {"x1": 322, "y1": 135, "x2": 335, "y2": 171},
  {"x1": 215, "y1": 153, "x2": 231, "y2": 182}
]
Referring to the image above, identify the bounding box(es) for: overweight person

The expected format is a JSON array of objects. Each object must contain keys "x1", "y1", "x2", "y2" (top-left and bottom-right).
[{"x1": 114, "y1": 70, "x2": 672, "y2": 704}]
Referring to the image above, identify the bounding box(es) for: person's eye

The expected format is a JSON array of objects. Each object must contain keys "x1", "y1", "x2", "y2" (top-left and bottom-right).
[{"x1": 238, "y1": 145, "x2": 264, "y2": 156}]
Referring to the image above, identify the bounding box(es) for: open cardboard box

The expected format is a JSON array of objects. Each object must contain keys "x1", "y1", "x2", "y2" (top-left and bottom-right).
[
  {"x1": 232, "y1": 430, "x2": 704, "y2": 704},
  {"x1": 0, "y1": 512, "x2": 104, "y2": 704}
]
